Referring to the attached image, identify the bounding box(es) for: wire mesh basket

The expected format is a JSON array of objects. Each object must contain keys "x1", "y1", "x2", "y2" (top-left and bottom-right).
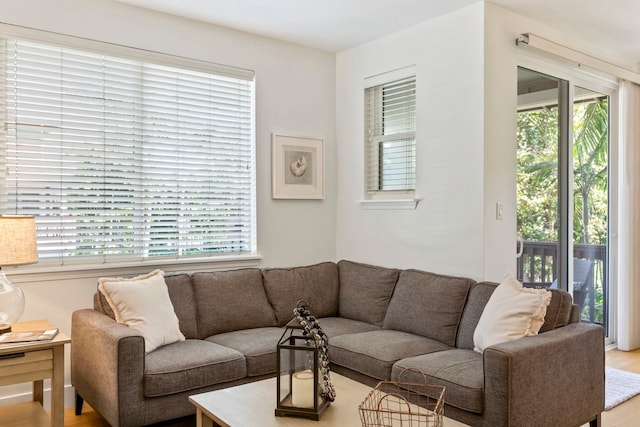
[{"x1": 358, "y1": 368, "x2": 445, "y2": 427}]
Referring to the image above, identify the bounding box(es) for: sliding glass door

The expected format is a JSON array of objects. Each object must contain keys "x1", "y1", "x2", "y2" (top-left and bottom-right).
[
  {"x1": 516, "y1": 67, "x2": 612, "y2": 337},
  {"x1": 516, "y1": 69, "x2": 560, "y2": 287},
  {"x1": 572, "y1": 86, "x2": 609, "y2": 327}
]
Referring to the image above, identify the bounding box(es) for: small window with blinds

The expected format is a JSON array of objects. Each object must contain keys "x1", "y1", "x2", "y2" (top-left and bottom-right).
[
  {"x1": 0, "y1": 31, "x2": 256, "y2": 265},
  {"x1": 365, "y1": 68, "x2": 416, "y2": 196}
]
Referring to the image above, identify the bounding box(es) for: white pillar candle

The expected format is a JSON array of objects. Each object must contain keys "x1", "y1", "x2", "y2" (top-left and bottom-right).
[{"x1": 291, "y1": 369, "x2": 314, "y2": 408}]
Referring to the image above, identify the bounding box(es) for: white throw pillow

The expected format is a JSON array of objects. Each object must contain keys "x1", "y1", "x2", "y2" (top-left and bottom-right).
[
  {"x1": 98, "y1": 270, "x2": 185, "y2": 353},
  {"x1": 473, "y1": 276, "x2": 551, "y2": 353}
]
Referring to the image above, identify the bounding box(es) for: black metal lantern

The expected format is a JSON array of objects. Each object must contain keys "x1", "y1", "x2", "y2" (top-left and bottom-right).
[{"x1": 275, "y1": 316, "x2": 330, "y2": 420}]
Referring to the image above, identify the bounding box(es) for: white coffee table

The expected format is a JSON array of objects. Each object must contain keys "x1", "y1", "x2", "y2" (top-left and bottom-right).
[{"x1": 189, "y1": 373, "x2": 467, "y2": 427}]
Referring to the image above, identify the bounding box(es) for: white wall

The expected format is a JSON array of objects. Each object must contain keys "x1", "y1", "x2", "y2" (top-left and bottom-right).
[
  {"x1": 482, "y1": 3, "x2": 520, "y2": 282},
  {"x1": 335, "y1": 4, "x2": 486, "y2": 278},
  {"x1": 0, "y1": 0, "x2": 336, "y2": 407}
]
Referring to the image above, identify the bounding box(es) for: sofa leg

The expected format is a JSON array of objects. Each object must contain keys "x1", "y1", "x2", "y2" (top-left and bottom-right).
[
  {"x1": 75, "y1": 392, "x2": 84, "y2": 415},
  {"x1": 589, "y1": 413, "x2": 601, "y2": 427}
]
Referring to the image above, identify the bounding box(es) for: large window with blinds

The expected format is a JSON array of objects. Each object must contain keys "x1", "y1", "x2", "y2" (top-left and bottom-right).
[
  {"x1": 0, "y1": 31, "x2": 256, "y2": 265},
  {"x1": 364, "y1": 67, "x2": 416, "y2": 195}
]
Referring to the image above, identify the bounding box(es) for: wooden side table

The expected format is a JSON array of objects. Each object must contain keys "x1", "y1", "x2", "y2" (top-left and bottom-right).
[{"x1": 0, "y1": 319, "x2": 71, "y2": 427}]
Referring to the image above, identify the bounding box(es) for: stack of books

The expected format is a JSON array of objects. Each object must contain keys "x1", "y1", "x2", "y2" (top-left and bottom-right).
[{"x1": 0, "y1": 328, "x2": 59, "y2": 344}]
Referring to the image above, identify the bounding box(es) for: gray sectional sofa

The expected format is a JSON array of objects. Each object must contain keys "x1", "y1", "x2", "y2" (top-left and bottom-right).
[{"x1": 71, "y1": 260, "x2": 605, "y2": 427}]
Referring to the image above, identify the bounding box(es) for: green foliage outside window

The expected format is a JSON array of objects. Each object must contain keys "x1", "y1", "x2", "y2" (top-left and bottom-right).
[{"x1": 517, "y1": 97, "x2": 608, "y2": 324}]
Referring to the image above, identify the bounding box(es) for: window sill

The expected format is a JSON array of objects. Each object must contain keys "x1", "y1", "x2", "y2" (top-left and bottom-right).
[
  {"x1": 5, "y1": 254, "x2": 263, "y2": 284},
  {"x1": 358, "y1": 199, "x2": 421, "y2": 210}
]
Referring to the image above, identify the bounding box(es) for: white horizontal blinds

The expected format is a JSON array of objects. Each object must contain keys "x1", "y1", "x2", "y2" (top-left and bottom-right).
[
  {"x1": 365, "y1": 74, "x2": 416, "y2": 192},
  {"x1": 0, "y1": 36, "x2": 255, "y2": 263},
  {"x1": 140, "y1": 64, "x2": 254, "y2": 257}
]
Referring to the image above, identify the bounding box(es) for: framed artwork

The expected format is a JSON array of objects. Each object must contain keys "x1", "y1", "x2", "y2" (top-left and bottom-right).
[{"x1": 272, "y1": 133, "x2": 324, "y2": 199}]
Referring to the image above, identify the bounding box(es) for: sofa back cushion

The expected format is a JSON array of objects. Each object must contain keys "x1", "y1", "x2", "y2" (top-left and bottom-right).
[
  {"x1": 456, "y1": 282, "x2": 496, "y2": 349},
  {"x1": 94, "y1": 291, "x2": 112, "y2": 317},
  {"x1": 192, "y1": 269, "x2": 277, "y2": 338},
  {"x1": 164, "y1": 273, "x2": 199, "y2": 339},
  {"x1": 538, "y1": 287, "x2": 575, "y2": 332},
  {"x1": 94, "y1": 272, "x2": 199, "y2": 339},
  {"x1": 337, "y1": 260, "x2": 399, "y2": 327},
  {"x1": 262, "y1": 262, "x2": 339, "y2": 326},
  {"x1": 383, "y1": 269, "x2": 474, "y2": 346},
  {"x1": 456, "y1": 281, "x2": 575, "y2": 349}
]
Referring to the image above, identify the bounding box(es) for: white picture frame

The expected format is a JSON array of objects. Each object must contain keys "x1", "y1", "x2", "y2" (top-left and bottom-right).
[{"x1": 272, "y1": 133, "x2": 324, "y2": 199}]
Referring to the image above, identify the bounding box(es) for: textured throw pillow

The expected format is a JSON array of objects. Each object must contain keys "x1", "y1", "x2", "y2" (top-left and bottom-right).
[
  {"x1": 473, "y1": 276, "x2": 551, "y2": 353},
  {"x1": 98, "y1": 270, "x2": 185, "y2": 353}
]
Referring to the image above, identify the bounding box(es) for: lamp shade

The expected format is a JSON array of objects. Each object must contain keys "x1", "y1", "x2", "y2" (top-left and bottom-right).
[{"x1": 0, "y1": 215, "x2": 38, "y2": 266}]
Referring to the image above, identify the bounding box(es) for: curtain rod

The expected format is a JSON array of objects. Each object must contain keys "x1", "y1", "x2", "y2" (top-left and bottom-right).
[{"x1": 516, "y1": 33, "x2": 640, "y2": 85}]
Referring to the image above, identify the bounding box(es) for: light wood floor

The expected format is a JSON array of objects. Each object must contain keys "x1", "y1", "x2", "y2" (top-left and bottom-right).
[
  {"x1": 604, "y1": 348, "x2": 640, "y2": 373},
  {"x1": 63, "y1": 405, "x2": 195, "y2": 427},
  {"x1": 61, "y1": 348, "x2": 640, "y2": 427}
]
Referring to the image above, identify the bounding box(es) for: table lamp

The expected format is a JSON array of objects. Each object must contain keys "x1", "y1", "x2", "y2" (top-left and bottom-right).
[{"x1": 0, "y1": 215, "x2": 38, "y2": 333}]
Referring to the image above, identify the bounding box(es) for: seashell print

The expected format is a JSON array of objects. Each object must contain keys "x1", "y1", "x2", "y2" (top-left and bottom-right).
[{"x1": 290, "y1": 155, "x2": 307, "y2": 177}]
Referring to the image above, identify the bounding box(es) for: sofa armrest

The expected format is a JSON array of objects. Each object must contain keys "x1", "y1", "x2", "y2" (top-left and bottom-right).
[
  {"x1": 483, "y1": 322, "x2": 604, "y2": 427},
  {"x1": 71, "y1": 309, "x2": 146, "y2": 427}
]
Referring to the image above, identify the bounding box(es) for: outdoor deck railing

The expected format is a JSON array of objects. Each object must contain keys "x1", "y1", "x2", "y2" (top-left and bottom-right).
[{"x1": 516, "y1": 240, "x2": 607, "y2": 325}]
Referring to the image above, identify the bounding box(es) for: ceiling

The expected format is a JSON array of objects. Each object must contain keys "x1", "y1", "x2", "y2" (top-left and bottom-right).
[{"x1": 115, "y1": 0, "x2": 640, "y2": 65}]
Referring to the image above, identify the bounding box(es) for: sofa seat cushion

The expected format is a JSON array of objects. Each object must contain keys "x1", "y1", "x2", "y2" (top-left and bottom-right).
[
  {"x1": 207, "y1": 327, "x2": 283, "y2": 377},
  {"x1": 263, "y1": 262, "x2": 340, "y2": 326},
  {"x1": 316, "y1": 317, "x2": 380, "y2": 339},
  {"x1": 392, "y1": 349, "x2": 484, "y2": 414},
  {"x1": 144, "y1": 339, "x2": 246, "y2": 397},
  {"x1": 383, "y1": 269, "x2": 473, "y2": 346},
  {"x1": 329, "y1": 330, "x2": 451, "y2": 381}
]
